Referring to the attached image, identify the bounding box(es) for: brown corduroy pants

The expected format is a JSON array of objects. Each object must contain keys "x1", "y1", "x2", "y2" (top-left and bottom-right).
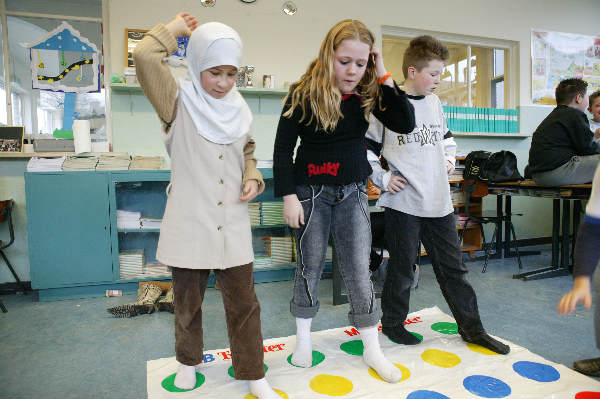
[{"x1": 171, "y1": 263, "x2": 265, "y2": 380}]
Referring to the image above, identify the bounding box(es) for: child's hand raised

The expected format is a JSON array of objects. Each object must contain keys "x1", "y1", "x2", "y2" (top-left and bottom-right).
[
  {"x1": 166, "y1": 13, "x2": 198, "y2": 38},
  {"x1": 239, "y1": 180, "x2": 259, "y2": 202}
]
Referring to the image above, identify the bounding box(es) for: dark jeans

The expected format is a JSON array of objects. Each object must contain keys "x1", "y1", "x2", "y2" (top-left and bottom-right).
[
  {"x1": 171, "y1": 264, "x2": 265, "y2": 380},
  {"x1": 382, "y1": 208, "x2": 484, "y2": 337},
  {"x1": 291, "y1": 182, "x2": 379, "y2": 328}
]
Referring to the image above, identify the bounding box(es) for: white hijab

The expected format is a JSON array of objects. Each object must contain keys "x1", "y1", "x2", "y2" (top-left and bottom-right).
[{"x1": 179, "y1": 22, "x2": 252, "y2": 144}]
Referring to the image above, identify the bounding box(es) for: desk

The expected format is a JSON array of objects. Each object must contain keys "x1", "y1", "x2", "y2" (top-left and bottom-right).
[{"x1": 487, "y1": 180, "x2": 591, "y2": 281}]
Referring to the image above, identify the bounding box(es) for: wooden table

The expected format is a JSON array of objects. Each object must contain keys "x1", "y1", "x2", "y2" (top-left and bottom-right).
[{"x1": 487, "y1": 180, "x2": 591, "y2": 281}]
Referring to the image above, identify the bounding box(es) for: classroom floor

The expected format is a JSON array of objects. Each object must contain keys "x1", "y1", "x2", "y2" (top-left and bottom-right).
[{"x1": 0, "y1": 244, "x2": 597, "y2": 399}]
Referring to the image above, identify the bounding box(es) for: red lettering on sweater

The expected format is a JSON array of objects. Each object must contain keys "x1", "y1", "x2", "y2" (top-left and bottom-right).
[{"x1": 307, "y1": 162, "x2": 340, "y2": 178}]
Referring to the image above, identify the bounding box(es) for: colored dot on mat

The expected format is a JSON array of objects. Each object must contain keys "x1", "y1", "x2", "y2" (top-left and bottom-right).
[
  {"x1": 576, "y1": 392, "x2": 600, "y2": 399},
  {"x1": 228, "y1": 364, "x2": 268, "y2": 379},
  {"x1": 463, "y1": 375, "x2": 511, "y2": 398},
  {"x1": 340, "y1": 339, "x2": 363, "y2": 356},
  {"x1": 431, "y1": 322, "x2": 458, "y2": 335},
  {"x1": 368, "y1": 363, "x2": 410, "y2": 382},
  {"x1": 421, "y1": 349, "x2": 461, "y2": 368},
  {"x1": 388, "y1": 331, "x2": 423, "y2": 345},
  {"x1": 407, "y1": 390, "x2": 450, "y2": 399},
  {"x1": 310, "y1": 374, "x2": 353, "y2": 396},
  {"x1": 244, "y1": 388, "x2": 289, "y2": 399},
  {"x1": 512, "y1": 361, "x2": 560, "y2": 382},
  {"x1": 161, "y1": 372, "x2": 205, "y2": 392},
  {"x1": 287, "y1": 350, "x2": 326, "y2": 367},
  {"x1": 467, "y1": 343, "x2": 500, "y2": 356}
]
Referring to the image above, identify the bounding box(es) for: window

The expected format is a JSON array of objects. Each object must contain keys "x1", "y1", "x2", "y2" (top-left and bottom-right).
[{"x1": 382, "y1": 27, "x2": 517, "y2": 109}]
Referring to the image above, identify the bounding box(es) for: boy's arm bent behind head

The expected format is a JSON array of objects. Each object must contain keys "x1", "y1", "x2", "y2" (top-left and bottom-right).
[{"x1": 134, "y1": 24, "x2": 179, "y2": 131}]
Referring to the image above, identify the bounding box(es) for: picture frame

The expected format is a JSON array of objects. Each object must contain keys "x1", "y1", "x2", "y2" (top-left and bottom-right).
[
  {"x1": 125, "y1": 28, "x2": 148, "y2": 68},
  {"x1": 0, "y1": 126, "x2": 25, "y2": 153}
]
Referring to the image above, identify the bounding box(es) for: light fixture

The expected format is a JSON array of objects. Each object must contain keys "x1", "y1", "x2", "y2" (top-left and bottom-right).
[
  {"x1": 282, "y1": 1, "x2": 297, "y2": 15},
  {"x1": 201, "y1": 0, "x2": 216, "y2": 7}
]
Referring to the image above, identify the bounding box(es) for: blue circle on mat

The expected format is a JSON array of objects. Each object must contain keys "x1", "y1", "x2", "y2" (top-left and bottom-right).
[
  {"x1": 463, "y1": 375, "x2": 511, "y2": 398},
  {"x1": 407, "y1": 390, "x2": 450, "y2": 399},
  {"x1": 513, "y1": 361, "x2": 560, "y2": 382}
]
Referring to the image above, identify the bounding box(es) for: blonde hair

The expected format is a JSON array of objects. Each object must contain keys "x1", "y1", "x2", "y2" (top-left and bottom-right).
[{"x1": 283, "y1": 19, "x2": 380, "y2": 132}]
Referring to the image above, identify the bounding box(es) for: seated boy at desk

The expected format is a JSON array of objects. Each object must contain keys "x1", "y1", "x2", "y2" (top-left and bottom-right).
[
  {"x1": 589, "y1": 90, "x2": 600, "y2": 144},
  {"x1": 525, "y1": 78, "x2": 599, "y2": 185}
]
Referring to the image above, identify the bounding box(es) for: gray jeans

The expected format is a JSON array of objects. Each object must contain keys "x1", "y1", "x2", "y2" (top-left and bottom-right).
[
  {"x1": 533, "y1": 154, "x2": 600, "y2": 186},
  {"x1": 290, "y1": 182, "x2": 379, "y2": 328}
]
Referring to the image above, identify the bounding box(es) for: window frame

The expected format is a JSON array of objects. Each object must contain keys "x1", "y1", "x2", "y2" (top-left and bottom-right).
[{"x1": 381, "y1": 25, "x2": 519, "y2": 108}]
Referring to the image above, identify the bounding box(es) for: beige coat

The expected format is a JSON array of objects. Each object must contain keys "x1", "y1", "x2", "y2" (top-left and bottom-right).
[{"x1": 134, "y1": 24, "x2": 264, "y2": 269}]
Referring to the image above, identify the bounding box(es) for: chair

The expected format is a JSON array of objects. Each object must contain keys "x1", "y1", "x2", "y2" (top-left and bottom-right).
[
  {"x1": 458, "y1": 180, "x2": 523, "y2": 273},
  {"x1": 0, "y1": 199, "x2": 27, "y2": 309}
]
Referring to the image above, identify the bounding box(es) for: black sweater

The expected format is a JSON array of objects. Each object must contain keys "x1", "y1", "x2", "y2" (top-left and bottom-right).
[
  {"x1": 273, "y1": 84, "x2": 415, "y2": 197},
  {"x1": 527, "y1": 105, "x2": 599, "y2": 175}
]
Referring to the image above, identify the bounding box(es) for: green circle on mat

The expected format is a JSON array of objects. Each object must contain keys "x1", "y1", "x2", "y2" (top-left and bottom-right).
[
  {"x1": 228, "y1": 364, "x2": 268, "y2": 379},
  {"x1": 411, "y1": 332, "x2": 423, "y2": 341},
  {"x1": 161, "y1": 372, "x2": 205, "y2": 392},
  {"x1": 286, "y1": 350, "x2": 326, "y2": 367},
  {"x1": 340, "y1": 339, "x2": 364, "y2": 356},
  {"x1": 388, "y1": 331, "x2": 423, "y2": 344},
  {"x1": 431, "y1": 322, "x2": 458, "y2": 335}
]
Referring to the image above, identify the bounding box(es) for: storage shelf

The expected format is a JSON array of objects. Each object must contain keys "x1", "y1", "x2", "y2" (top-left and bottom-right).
[
  {"x1": 453, "y1": 132, "x2": 531, "y2": 138},
  {"x1": 0, "y1": 152, "x2": 75, "y2": 158},
  {"x1": 118, "y1": 228, "x2": 161, "y2": 233},
  {"x1": 109, "y1": 83, "x2": 288, "y2": 96},
  {"x1": 252, "y1": 224, "x2": 288, "y2": 229}
]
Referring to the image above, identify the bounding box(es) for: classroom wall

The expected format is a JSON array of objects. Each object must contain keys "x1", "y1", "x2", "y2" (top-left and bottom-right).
[{"x1": 1, "y1": 0, "x2": 599, "y2": 284}]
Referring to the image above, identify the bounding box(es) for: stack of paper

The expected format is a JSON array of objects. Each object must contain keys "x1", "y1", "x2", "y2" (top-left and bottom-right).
[
  {"x1": 248, "y1": 203, "x2": 260, "y2": 226},
  {"x1": 117, "y1": 210, "x2": 141, "y2": 229},
  {"x1": 450, "y1": 187, "x2": 466, "y2": 205},
  {"x1": 140, "y1": 217, "x2": 162, "y2": 229},
  {"x1": 26, "y1": 156, "x2": 65, "y2": 172},
  {"x1": 256, "y1": 160, "x2": 273, "y2": 168},
  {"x1": 144, "y1": 263, "x2": 170, "y2": 276},
  {"x1": 267, "y1": 236, "x2": 294, "y2": 265},
  {"x1": 448, "y1": 163, "x2": 465, "y2": 181},
  {"x1": 456, "y1": 214, "x2": 479, "y2": 227},
  {"x1": 119, "y1": 249, "x2": 145, "y2": 278},
  {"x1": 261, "y1": 202, "x2": 285, "y2": 225},
  {"x1": 129, "y1": 156, "x2": 164, "y2": 170},
  {"x1": 254, "y1": 255, "x2": 274, "y2": 269},
  {"x1": 62, "y1": 154, "x2": 99, "y2": 170},
  {"x1": 96, "y1": 153, "x2": 131, "y2": 170}
]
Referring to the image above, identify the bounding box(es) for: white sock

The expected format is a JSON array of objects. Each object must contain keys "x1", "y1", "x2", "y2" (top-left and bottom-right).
[
  {"x1": 174, "y1": 363, "x2": 197, "y2": 390},
  {"x1": 360, "y1": 326, "x2": 402, "y2": 383},
  {"x1": 248, "y1": 377, "x2": 280, "y2": 399},
  {"x1": 291, "y1": 317, "x2": 313, "y2": 367}
]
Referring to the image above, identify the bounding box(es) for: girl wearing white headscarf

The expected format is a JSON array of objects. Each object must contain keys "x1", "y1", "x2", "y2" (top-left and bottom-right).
[{"x1": 134, "y1": 13, "x2": 279, "y2": 398}]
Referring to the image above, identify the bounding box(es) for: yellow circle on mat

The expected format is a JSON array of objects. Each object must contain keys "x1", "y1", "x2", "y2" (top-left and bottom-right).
[
  {"x1": 310, "y1": 374, "x2": 353, "y2": 396},
  {"x1": 368, "y1": 363, "x2": 411, "y2": 382},
  {"x1": 421, "y1": 349, "x2": 461, "y2": 368},
  {"x1": 244, "y1": 388, "x2": 289, "y2": 399},
  {"x1": 467, "y1": 342, "x2": 500, "y2": 355}
]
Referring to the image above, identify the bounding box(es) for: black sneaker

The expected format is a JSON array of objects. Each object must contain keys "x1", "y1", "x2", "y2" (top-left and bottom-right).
[{"x1": 574, "y1": 357, "x2": 600, "y2": 377}]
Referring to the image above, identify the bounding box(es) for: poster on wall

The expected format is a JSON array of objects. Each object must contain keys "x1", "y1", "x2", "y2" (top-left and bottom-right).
[{"x1": 532, "y1": 29, "x2": 600, "y2": 105}]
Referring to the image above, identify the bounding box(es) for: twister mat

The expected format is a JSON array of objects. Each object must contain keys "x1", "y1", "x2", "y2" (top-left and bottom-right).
[{"x1": 147, "y1": 307, "x2": 600, "y2": 398}]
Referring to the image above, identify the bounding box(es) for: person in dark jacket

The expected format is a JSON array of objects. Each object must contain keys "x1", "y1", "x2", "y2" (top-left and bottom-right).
[{"x1": 526, "y1": 78, "x2": 599, "y2": 185}]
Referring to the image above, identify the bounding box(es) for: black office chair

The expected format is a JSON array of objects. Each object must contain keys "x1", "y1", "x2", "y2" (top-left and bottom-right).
[
  {"x1": 1, "y1": 199, "x2": 27, "y2": 312},
  {"x1": 458, "y1": 180, "x2": 523, "y2": 273}
]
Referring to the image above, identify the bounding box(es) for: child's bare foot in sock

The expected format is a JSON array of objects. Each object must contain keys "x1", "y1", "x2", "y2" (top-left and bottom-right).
[
  {"x1": 291, "y1": 337, "x2": 313, "y2": 367},
  {"x1": 463, "y1": 332, "x2": 510, "y2": 354},
  {"x1": 360, "y1": 325, "x2": 402, "y2": 383},
  {"x1": 382, "y1": 325, "x2": 421, "y2": 345},
  {"x1": 291, "y1": 317, "x2": 313, "y2": 367},
  {"x1": 249, "y1": 377, "x2": 280, "y2": 399},
  {"x1": 174, "y1": 363, "x2": 197, "y2": 390}
]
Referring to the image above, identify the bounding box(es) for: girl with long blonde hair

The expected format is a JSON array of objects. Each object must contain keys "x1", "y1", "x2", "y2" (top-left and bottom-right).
[{"x1": 273, "y1": 19, "x2": 415, "y2": 382}]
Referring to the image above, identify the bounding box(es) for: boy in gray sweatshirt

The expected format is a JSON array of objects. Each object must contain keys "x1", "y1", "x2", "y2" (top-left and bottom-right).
[{"x1": 366, "y1": 35, "x2": 509, "y2": 354}]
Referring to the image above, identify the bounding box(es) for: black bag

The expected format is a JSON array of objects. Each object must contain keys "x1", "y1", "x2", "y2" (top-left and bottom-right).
[{"x1": 464, "y1": 150, "x2": 523, "y2": 183}]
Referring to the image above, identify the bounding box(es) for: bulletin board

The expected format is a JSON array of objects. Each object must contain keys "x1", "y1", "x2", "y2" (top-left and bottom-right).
[{"x1": 532, "y1": 29, "x2": 600, "y2": 105}]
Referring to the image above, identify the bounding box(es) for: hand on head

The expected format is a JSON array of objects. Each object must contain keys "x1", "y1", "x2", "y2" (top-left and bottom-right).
[{"x1": 166, "y1": 12, "x2": 198, "y2": 37}]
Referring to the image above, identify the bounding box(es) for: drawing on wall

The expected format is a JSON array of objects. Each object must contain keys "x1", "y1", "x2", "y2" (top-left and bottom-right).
[{"x1": 532, "y1": 29, "x2": 600, "y2": 105}]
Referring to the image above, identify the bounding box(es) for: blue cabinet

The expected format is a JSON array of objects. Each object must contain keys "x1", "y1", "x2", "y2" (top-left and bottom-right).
[
  {"x1": 25, "y1": 169, "x2": 296, "y2": 301},
  {"x1": 26, "y1": 172, "x2": 113, "y2": 294}
]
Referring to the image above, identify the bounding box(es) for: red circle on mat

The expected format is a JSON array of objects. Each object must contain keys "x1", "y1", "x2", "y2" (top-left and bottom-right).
[{"x1": 576, "y1": 392, "x2": 600, "y2": 399}]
